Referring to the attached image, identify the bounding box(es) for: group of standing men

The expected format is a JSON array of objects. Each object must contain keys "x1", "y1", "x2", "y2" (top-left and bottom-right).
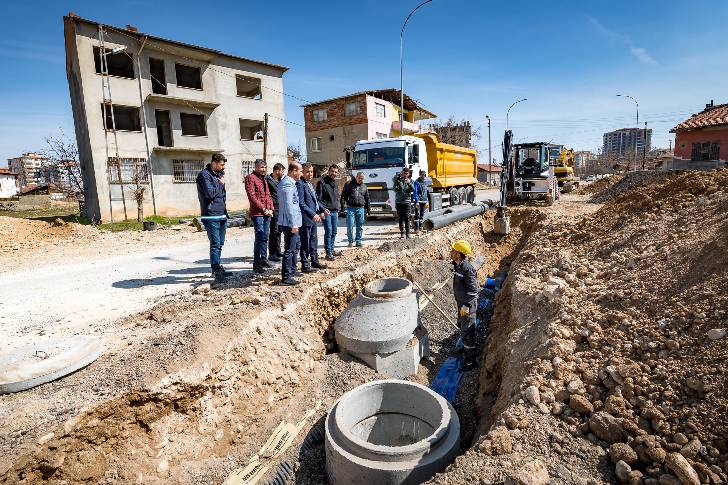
[
  {"x1": 392, "y1": 167, "x2": 429, "y2": 238},
  {"x1": 196, "y1": 153, "x2": 372, "y2": 286}
]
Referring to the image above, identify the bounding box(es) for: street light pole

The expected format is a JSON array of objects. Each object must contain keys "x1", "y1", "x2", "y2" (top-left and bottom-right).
[
  {"x1": 486, "y1": 115, "x2": 492, "y2": 184},
  {"x1": 400, "y1": 0, "x2": 433, "y2": 134},
  {"x1": 616, "y1": 94, "x2": 639, "y2": 170},
  {"x1": 506, "y1": 98, "x2": 527, "y2": 131}
]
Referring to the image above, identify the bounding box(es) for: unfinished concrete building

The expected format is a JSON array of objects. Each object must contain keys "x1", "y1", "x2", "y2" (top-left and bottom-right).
[{"x1": 64, "y1": 14, "x2": 288, "y2": 222}]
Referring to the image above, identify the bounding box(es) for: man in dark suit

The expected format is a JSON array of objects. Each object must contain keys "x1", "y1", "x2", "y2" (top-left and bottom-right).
[{"x1": 297, "y1": 163, "x2": 328, "y2": 273}]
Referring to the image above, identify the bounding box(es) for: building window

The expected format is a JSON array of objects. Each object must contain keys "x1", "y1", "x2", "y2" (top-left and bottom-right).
[
  {"x1": 236, "y1": 75, "x2": 262, "y2": 99},
  {"x1": 311, "y1": 137, "x2": 321, "y2": 152},
  {"x1": 101, "y1": 104, "x2": 141, "y2": 132},
  {"x1": 107, "y1": 158, "x2": 148, "y2": 184},
  {"x1": 241, "y1": 160, "x2": 255, "y2": 175},
  {"x1": 313, "y1": 108, "x2": 327, "y2": 122},
  {"x1": 345, "y1": 101, "x2": 360, "y2": 116},
  {"x1": 691, "y1": 141, "x2": 720, "y2": 161},
  {"x1": 239, "y1": 119, "x2": 264, "y2": 141},
  {"x1": 172, "y1": 160, "x2": 204, "y2": 183},
  {"x1": 148, "y1": 58, "x2": 167, "y2": 95},
  {"x1": 180, "y1": 113, "x2": 207, "y2": 136},
  {"x1": 93, "y1": 46, "x2": 134, "y2": 79},
  {"x1": 375, "y1": 132, "x2": 387, "y2": 139},
  {"x1": 375, "y1": 102, "x2": 386, "y2": 118},
  {"x1": 175, "y1": 63, "x2": 202, "y2": 89}
]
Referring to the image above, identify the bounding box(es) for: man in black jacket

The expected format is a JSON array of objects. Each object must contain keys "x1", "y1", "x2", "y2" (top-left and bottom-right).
[
  {"x1": 196, "y1": 153, "x2": 232, "y2": 281},
  {"x1": 265, "y1": 163, "x2": 285, "y2": 262},
  {"x1": 451, "y1": 239, "x2": 479, "y2": 371},
  {"x1": 316, "y1": 164, "x2": 340, "y2": 261},
  {"x1": 340, "y1": 172, "x2": 370, "y2": 247}
]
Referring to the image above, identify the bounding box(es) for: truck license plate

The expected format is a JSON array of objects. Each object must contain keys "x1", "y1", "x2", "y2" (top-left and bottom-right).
[{"x1": 371, "y1": 207, "x2": 383, "y2": 212}]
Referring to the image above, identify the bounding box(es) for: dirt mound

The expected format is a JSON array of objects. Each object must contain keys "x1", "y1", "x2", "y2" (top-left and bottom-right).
[
  {"x1": 0, "y1": 216, "x2": 98, "y2": 254},
  {"x1": 438, "y1": 171, "x2": 728, "y2": 483},
  {"x1": 589, "y1": 171, "x2": 672, "y2": 203},
  {"x1": 579, "y1": 175, "x2": 621, "y2": 195}
]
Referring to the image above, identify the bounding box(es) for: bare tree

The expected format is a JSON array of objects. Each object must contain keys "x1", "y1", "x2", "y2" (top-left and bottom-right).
[
  {"x1": 43, "y1": 130, "x2": 83, "y2": 197},
  {"x1": 287, "y1": 143, "x2": 303, "y2": 162},
  {"x1": 425, "y1": 117, "x2": 481, "y2": 148}
]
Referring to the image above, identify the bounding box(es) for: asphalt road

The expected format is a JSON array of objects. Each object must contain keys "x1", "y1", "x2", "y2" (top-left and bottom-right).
[{"x1": 0, "y1": 188, "x2": 501, "y2": 351}]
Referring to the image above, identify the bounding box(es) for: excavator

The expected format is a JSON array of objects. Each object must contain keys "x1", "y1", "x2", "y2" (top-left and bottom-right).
[{"x1": 554, "y1": 148, "x2": 579, "y2": 193}]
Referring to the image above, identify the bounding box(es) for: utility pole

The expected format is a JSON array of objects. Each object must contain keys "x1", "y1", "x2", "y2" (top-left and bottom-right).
[
  {"x1": 263, "y1": 112, "x2": 269, "y2": 162},
  {"x1": 486, "y1": 115, "x2": 492, "y2": 185},
  {"x1": 642, "y1": 121, "x2": 647, "y2": 170}
]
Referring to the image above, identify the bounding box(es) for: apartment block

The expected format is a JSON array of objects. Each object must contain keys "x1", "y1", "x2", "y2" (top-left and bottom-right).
[
  {"x1": 602, "y1": 128, "x2": 652, "y2": 158},
  {"x1": 7, "y1": 152, "x2": 49, "y2": 189},
  {"x1": 303, "y1": 89, "x2": 435, "y2": 169},
  {"x1": 64, "y1": 14, "x2": 288, "y2": 222}
]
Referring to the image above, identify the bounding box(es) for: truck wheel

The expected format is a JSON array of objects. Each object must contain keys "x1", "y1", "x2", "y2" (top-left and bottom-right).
[
  {"x1": 465, "y1": 186, "x2": 475, "y2": 204},
  {"x1": 545, "y1": 195, "x2": 554, "y2": 206},
  {"x1": 449, "y1": 187, "x2": 461, "y2": 206},
  {"x1": 458, "y1": 187, "x2": 467, "y2": 205}
]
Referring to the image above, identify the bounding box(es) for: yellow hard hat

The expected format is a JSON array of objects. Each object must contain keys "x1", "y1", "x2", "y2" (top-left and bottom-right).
[{"x1": 451, "y1": 240, "x2": 472, "y2": 256}]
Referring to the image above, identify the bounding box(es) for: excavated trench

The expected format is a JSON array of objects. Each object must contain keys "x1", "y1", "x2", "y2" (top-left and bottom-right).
[{"x1": 0, "y1": 210, "x2": 545, "y2": 485}]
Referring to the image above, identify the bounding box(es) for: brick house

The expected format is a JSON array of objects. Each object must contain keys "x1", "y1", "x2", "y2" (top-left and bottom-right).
[
  {"x1": 303, "y1": 89, "x2": 436, "y2": 172},
  {"x1": 670, "y1": 100, "x2": 728, "y2": 169}
]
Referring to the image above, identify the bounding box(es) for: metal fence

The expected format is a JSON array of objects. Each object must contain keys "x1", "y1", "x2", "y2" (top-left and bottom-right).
[
  {"x1": 173, "y1": 159, "x2": 205, "y2": 183},
  {"x1": 107, "y1": 158, "x2": 149, "y2": 184}
]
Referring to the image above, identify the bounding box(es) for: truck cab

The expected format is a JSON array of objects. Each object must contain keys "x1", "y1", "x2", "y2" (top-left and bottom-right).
[{"x1": 350, "y1": 136, "x2": 427, "y2": 216}]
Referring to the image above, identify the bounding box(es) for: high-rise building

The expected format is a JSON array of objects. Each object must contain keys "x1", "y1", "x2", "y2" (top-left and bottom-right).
[
  {"x1": 6, "y1": 152, "x2": 49, "y2": 189},
  {"x1": 603, "y1": 128, "x2": 652, "y2": 158}
]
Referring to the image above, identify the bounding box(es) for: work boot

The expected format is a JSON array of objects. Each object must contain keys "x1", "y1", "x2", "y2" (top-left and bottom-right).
[
  {"x1": 325, "y1": 253, "x2": 336, "y2": 261},
  {"x1": 312, "y1": 261, "x2": 327, "y2": 269},
  {"x1": 261, "y1": 260, "x2": 274, "y2": 268},
  {"x1": 280, "y1": 277, "x2": 300, "y2": 286},
  {"x1": 355, "y1": 241, "x2": 363, "y2": 247},
  {"x1": 268, "y1": 254, "x2": 281, "y2": 262},
  {"x1": 212, "y1": 266, "x2": 233, "y2": 278},
  {"x1": 302, "y1": 266, "x2": 318, "y2": 273},
  {"x1": 252, "y1": 265, "x2": 266, "y2": 275}
]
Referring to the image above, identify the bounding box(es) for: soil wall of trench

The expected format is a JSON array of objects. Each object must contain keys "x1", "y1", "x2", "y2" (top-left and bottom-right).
[{"x1": 1, "y1": 211, "x2": 543, "y2": 485}]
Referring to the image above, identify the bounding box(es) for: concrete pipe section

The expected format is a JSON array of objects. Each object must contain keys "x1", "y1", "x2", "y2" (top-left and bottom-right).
[
  {"x1": 334, "y1": 278, "x2": 428, "y2": 378},
  {"x1": 325, "y1": 379, "x2": 460, "y2": 485}
]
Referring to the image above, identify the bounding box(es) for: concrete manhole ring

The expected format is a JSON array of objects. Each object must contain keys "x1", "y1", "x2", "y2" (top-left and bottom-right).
[
  {"x1": 363, "y1": 277, "x2": 413, "y2": 299},
  {"x1": 325, "y1": 379, "x2": 460, "y2": 484},
  {"x1": 0, "y1": 336, "x2": 103, "y2": 394}
]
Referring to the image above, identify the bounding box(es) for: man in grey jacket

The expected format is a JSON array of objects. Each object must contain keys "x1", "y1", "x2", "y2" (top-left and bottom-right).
[
  {"x1": 276, "y1": 162, "x2": 303, "y2": 285},
  {"x1": 451, "y1": 239, "x2": 479, "y2": 371}
]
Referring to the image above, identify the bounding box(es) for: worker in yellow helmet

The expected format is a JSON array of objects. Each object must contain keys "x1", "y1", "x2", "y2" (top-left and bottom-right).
[{"x1": 451, "y1": 239, "x2": 479, "y2": 371}]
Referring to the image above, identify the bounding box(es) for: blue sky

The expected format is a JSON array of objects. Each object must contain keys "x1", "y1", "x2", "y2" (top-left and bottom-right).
[{"x1": 1, "y1": 0, "x2": 727, "y2": 165}]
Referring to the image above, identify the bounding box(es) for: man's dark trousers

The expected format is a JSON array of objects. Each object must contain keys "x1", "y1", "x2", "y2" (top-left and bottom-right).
[
  {"x1": 269, "y1": 210, "x2": 282, "y2": 257},
  {"x1": 299, "y1": 224, "x2": 319, "y2": 269},
  {"x1": 252, "y1": 215, "x2": 270, "y2": 268},
  {"x1": 202, "y1": 218, "x2": 227, "y2": 271},
  {"x1": 281, "y1": 226, "x2": 300, "y2": 280},
  {"x1": 458, "y1": 311, "x2": 478, "y2": 361},
  {"x1": 396, "y1": 203, "x2": 411, "y2": 236}
]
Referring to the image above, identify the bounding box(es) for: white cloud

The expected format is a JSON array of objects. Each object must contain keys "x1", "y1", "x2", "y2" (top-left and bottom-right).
[
  {"x1": 630, "y1": 47, "x2": 657, "y2": 65},
  {"x1": 587, "y1": 16, "x2": 657, "y2": 65}
]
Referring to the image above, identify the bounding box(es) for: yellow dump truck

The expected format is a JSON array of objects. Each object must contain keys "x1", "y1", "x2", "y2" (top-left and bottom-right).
[{"x1": 350, "y1": 132, "x2": 478, "y2": 215}]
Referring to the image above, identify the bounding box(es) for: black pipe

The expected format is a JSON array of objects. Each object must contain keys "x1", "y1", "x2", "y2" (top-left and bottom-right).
[{"x1": 423, "y1": 203, "x2": 488, "y2": 230}]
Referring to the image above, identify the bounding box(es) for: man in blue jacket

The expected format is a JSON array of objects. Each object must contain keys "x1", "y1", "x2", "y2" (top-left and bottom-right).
[
  {"x1": 297, "y1": 163, "x2": 328, "y2": 273},
  {"x1": 413, "y1": 170, "x2": 429, "y2": 233},
  {"x1": 196, "y1": 153, "x2": 232, "y2": 281},
  {"x1": 277, "y1": 162, "x2": 303, "y2": 285}
]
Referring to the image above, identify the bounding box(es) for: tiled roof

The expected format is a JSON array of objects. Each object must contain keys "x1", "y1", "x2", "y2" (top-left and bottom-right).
[
  {"x1": 672, "y1": 103, "x2": 728, "y2": 132},
  {"x1": 0, "y1": 168, "x2": 18, "y2": 176}
]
